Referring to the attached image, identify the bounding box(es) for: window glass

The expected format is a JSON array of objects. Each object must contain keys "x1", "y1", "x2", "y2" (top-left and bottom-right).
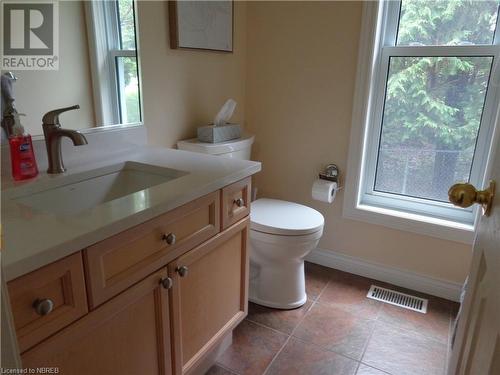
[
  {"x1": 374, "y1": 56, "x2": 493, "y2": 202},
  {"x1": 397, "y1": 0, "x2": 500, "y2": 46},
  {"x1": 117, "y1": 0, "x2": 136, "y2": 50},
  {"x1": 116, "y1": 56, "x2": 140, "y2": 124}
]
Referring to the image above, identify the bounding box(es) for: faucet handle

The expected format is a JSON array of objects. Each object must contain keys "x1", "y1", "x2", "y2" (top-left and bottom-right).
[{"x1": 42, "y1": 105, "x2": 80, "y2": 126}]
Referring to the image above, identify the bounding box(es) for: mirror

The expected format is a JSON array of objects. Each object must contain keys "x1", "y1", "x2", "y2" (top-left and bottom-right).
[{"x1": 0, "y1": 0, "x2": 142, "y2": 140}]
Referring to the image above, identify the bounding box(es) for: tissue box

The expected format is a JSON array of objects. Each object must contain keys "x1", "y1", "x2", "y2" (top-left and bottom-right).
[{"x1": 197, "y1": 123, "x2": 241, "y2": 143}]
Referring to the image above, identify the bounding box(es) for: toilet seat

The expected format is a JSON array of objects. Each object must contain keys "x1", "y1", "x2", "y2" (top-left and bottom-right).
[{"x1": 250, "y1": 198, "x2": 324, "y2": 236}]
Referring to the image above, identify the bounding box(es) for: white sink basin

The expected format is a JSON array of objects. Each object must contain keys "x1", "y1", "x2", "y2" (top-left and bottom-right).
[{"x1": 14, "y1": 161, "x2": 188, "y2": 216}]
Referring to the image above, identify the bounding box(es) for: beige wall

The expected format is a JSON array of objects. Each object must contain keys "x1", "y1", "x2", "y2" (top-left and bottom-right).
[
  {"x1": 245, "y1": 1, "x2": 472, "y2": 283},
  {"x1": 138, "y1": 1, "x2": 247, "y2": 148},
  {"x1": 137, "y1": 1, "x2": 472, "y2": 283},
  {"x1": 6, "y1": 1, "x2": 95, "y2": 136}
]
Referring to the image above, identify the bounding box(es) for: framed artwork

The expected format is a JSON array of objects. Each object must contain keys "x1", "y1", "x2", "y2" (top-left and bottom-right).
[{"x1": 169, "y1": 1, "x2": 233, "y2": 53}]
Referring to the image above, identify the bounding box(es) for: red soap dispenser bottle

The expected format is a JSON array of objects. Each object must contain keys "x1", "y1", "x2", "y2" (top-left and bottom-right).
[{"x1": 9, "y1": 113, "x2": 39, "y2": 181}]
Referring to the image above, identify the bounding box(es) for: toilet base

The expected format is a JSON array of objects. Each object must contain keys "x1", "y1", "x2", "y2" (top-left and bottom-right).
[
  {"x1": 249, "y1": 260, "x2": 308, "y2": 310},
  {"x1": 248, "y1": 295, "x2": 307, "y2": 310}
]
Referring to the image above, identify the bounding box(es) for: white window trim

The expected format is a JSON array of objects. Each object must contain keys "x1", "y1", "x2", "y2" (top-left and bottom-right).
[{"x1": 343, "y1": 1, "x2": 500, "y2": 245}]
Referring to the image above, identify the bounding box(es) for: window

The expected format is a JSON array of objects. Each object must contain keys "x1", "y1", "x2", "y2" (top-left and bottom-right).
[
  {"x1": 85, "y1": 0, "x2": 142, "y2": 126},
  {"x1": 345, "y1": 1, "x2": 500, "y2": 242}
]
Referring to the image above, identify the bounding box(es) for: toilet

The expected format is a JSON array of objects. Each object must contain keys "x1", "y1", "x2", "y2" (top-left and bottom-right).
[{"x1": 177, "y1": 134, "x2": 325, "y2": 309}]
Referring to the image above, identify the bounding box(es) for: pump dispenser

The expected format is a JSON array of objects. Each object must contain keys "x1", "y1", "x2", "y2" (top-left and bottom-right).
[{"x1": 9, "y1": 113, "x2": 39, "y2": 180}]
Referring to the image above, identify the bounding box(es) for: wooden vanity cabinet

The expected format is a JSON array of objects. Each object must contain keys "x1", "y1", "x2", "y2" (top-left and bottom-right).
[
  {"x1": 168, "y1": 218, "x2": 249, "y2": 375},
  {"x1": 22, "y1": 268, "x2": 173, "y2": 375},
  {"x1": 14, "y1": 179, "x2": 252, "y2": 375}
]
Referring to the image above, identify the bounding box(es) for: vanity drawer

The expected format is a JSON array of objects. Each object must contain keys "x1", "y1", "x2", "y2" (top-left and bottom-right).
[
  {"x1": 84, "y1": 191, "x2": 220, "y2": 308},
  {"x1": 8, "y1": 252, "x2": 88, "y2": 353},
  {"x1": 221, "y1": 177, "x2": 251, "y2": 230}
]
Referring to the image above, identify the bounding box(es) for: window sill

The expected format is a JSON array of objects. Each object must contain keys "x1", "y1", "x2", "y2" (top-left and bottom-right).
[{"x1": 343, "y1": 202, "x2": 475, "y2": 244}]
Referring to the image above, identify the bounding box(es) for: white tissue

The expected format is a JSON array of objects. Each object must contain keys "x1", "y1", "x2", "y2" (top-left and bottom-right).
[
  {"x1": 214, "y1": 99, "x2": 237, "y2": 127},
  {"x1": 312, "y1": 179, "x2": 337, "y2": 203}
]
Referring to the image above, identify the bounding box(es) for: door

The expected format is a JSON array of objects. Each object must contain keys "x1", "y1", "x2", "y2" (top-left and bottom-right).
[
  {"x1": 448, "y1": 146, "x2": 500, "y2": 374},
  {"x1": 21, "y1": 268, "x2": 173, "y2": 375},
  {"x1": 168, "y1": 218, "x2": 249, "y2": 375}
]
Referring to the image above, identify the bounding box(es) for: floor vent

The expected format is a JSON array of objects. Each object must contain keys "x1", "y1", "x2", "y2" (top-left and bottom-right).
[{"x1": 367, "y1": 285, "x2": 428, "y2": 313}]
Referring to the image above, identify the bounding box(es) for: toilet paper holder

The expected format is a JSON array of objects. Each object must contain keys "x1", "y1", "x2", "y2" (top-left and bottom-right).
[{"x1": 319, "y1": 164, "x2": 339, "y2": 183}]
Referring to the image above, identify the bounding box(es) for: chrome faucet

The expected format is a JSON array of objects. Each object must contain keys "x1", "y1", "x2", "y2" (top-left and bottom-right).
[{"x1": 42, "y1": 105, "x2": 88, "y2": 174}]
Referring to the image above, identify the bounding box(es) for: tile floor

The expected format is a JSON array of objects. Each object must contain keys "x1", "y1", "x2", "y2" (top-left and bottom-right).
[{"x1": 207, "y1": 262, "x2": 459, "y2": 375}]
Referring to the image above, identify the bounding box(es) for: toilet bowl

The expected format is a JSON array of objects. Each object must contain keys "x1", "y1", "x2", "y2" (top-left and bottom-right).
[
  {"x1": 177, "y1": 134, "x2": 325, "y2": 309},
  {"x1": 249, "y1": 198, "x2": 324, "y2": 309}
]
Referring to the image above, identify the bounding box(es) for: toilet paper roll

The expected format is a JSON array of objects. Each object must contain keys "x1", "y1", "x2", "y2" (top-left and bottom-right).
[{"x1": 312, "y1": 179, "x2": 337, "y2": 203}]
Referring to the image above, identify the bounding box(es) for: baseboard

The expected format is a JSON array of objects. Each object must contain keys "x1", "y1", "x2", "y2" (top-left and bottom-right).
[{"x1": 306, "y1": 248, "x2": 463, "y2": 302}]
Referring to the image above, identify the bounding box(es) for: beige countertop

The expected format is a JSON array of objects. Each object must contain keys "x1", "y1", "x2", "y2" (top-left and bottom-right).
[{"x1": 1, "y1": 146, "x2": 261, "y2": 281}]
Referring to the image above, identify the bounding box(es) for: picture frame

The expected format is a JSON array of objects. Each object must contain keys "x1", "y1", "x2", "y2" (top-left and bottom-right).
[{"x1": 168, "y1": 0, "x2": 234, "y2": 53}]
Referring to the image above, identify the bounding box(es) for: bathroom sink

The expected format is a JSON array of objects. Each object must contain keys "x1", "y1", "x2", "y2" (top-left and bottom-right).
[{"x1": 14, "y1": 161, "x2": 188, "y2": 216}]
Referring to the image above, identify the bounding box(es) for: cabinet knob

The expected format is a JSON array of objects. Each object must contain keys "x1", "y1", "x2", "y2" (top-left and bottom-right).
[
  {"x1": 234, "y1": 198, "x2": 244, "y2": 207},
  {"x1": 160, "y1": 277, "x2": 173, "y2": 289},
  {"x1": 162, "y1": 233, "x2": 176, "y2": 245},
  {"x1": 33, "y1": 298, "x2": 54, "y2": 316},
  {"x1": 177, "y1": 265, "x2": 189, "y2": 277}
]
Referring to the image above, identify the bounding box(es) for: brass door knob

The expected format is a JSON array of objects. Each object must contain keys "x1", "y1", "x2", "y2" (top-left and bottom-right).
[{"x1": 448, "y1": 180, "x2": 496, "y2": 216}]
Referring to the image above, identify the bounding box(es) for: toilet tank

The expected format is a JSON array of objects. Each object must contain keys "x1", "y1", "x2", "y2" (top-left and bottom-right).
[{"x1": 177, "y1": 134, "x2": 255, "y2": 160}]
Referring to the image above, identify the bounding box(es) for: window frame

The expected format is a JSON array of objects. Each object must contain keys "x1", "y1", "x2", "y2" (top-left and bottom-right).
[{"x1": 343, "y1": 1, "x2": 500, "y2": 244}]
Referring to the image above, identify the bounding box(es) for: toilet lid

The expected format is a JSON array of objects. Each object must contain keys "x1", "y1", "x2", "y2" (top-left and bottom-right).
[{"x1": 250, "y1": 198, "x2": 324, "y2": 236}]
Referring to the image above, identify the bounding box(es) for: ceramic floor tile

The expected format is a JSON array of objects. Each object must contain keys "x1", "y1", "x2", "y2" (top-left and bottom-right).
[
  {"x1": 318, "y1": 271, "x2": 382, "y2": 319},
  {"x1": 293, "y1": 302, "x2": 375, "y2": 360},
  {"x1": 362, "y1": 322, "x2": 447, "y2": 375},
  {"x1": 205, "y1": 364, "x2": 238, "y2": 375},
  {"x1": 246, "y1": 300, "x2": 313, "y2": 334},
  {"x1": 377, "y1": 297, "x2": 451, "y2": 344},
  {"x1": 216, "y1": 320, "x2": 287, "y2": 375},
  {"x1": 305, "y1": 262, "x2": 333, "y2": 300},
  {"x1": 355, "y1": 364, "x2": 389, "y2": 375},
  {"x1": 265, "y1": 337, "x2": 358, "y2": 375},
  {"x1": 218, "y1": 266, "x2": 455, "y2": 375}
]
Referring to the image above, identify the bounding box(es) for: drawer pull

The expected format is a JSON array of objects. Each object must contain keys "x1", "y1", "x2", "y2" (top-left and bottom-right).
[
  {"x1": 160, "y1": 277, "x2": 173, "y2": 289},
  {"x1": 233, "y1": 198, "x2": 244, "y2": 207},
  {"x1": 177, "y1": 266, "x2": 189, "y2": 278},
  {"x1": 162, "y1": 233, "x2": 176, "y2": 245},
  {"x1": 33, "y1": 299, "x2": 54, "y2": 316}
]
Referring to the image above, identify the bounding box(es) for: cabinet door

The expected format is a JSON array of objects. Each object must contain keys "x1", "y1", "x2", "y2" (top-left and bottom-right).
[
  {"x1": 22, "y1": 269, "x2": 173, "y2": 375},
  {"x1": 221, "y1": 177, "x2": 251, "y2": 230},
  {"x1": 168, "y1": 218, "x2": 249, "y2": 375}
]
